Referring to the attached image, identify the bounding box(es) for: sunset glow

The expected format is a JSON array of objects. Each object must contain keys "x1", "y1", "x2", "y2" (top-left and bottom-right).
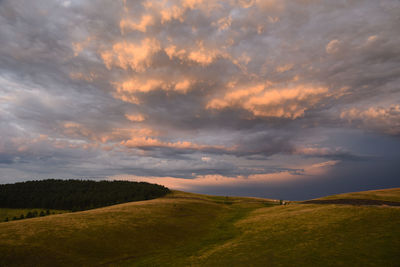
[{"x1": 0, "y1": 0, "x2": 399, "y2": 199}]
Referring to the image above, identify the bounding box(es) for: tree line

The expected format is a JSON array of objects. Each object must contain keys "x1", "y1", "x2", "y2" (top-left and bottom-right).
[
  {"x1": 0, "y1": 179, "x2": 170, "y2": 211},
  {"x1": 4, "y1": 209, "x2": 55, "y2": 222}
]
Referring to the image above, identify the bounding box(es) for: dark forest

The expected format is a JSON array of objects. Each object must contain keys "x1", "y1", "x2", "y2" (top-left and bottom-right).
[{"x1": 0, "y1": 179, "x2": 170, "y2": 211}]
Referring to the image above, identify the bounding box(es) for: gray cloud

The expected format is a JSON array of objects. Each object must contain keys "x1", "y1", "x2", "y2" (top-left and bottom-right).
[{"x1": 0, "y1": 0, "x2": 399, "y2": 198}]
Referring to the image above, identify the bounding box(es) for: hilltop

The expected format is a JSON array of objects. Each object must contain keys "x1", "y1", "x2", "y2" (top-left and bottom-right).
[
  {"x1": 0, "y1": 188, "x2": 399, "y2": 266},
  {"x1": 0, "y1": 179, "x2": 170, "y2": 211}
]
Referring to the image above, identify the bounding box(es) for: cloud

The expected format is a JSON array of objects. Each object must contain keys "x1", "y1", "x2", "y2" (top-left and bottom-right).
[
  {"x1": 341, "y1": 105, "x2": 400, "y2": 136},
  {"x1": 121, "y1": 136, "x2": 229, "y2": 153},
  {"x1": 0, "y1": 0, "x2": 399, "y2": 199},
  {"x1": 326, "y1": 39, "x2": 341, "y2": 54},
  {"x1": 125, "y1": 113, "x2": 145, "y2": 122},
  {"x1": 201, "y1": 156, "x2": 211, "y2": 162},
  {"x1": 112, "y1": 76, "x2": 195, "y2": 104},
  {"x1": 109, "y1": 159, "x2": 340, "y2": 190},
  {"x1": 101, "y1": 38, "x2": 161, "y2": 72},
  {"x1": 120, "y1": 15, "x2": 154, "y2": 33},
  {"x1": 207, "y1": 83, "x2": 329, "y2": 119}
]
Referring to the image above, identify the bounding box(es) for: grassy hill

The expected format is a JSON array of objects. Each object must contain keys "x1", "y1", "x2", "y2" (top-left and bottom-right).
[
  {"x1": 318, "y1": 187, "x2": 400, "y2": 202},
  {"x1": 0, "y1": 189, "x2": 399, "y2": 266}
]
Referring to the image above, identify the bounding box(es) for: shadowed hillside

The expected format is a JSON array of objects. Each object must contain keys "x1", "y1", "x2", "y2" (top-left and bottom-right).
[{"x1": 0, "y1": 189, "x2": 399, "y2": 266}]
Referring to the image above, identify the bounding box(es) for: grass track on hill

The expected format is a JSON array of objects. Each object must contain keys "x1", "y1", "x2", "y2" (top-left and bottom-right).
[{"x1": 0, "y1": 189, "x2": 399, "y2": 266}]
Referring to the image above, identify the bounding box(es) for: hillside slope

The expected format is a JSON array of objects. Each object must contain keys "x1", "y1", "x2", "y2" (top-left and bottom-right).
[
  {"x1": 318, "y1": 187, "x2": 400, "y2": 202},
  {"x1": 0, "y1": 190, "x2": 399, "y2": 266}
]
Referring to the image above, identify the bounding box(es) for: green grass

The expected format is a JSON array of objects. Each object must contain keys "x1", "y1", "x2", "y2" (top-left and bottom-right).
[
  {"x1": 318, "y1": 187, "x2": 400, "y2": 202},
  {"x1": 0, "y1": 208, "x2": 67, "y2": 222},
  {"x1": 192, "y1": 204, "x2": 400, "y2": 266},
  {"x1": 0, "y1": 189, "x2": 399, "y2": 266}
]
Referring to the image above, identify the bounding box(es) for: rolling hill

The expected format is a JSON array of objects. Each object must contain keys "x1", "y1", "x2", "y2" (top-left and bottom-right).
[{"x1": 0, "y1": 189, "x2": 399, "y2": 266}]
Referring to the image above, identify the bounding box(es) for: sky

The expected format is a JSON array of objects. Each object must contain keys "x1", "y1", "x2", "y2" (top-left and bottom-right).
[{"x1": 0, "y1": 0, "x2": 399, "y2": 200}]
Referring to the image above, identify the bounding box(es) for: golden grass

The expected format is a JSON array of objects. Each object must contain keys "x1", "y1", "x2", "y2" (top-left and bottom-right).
[
  {"x1": 194, "y1": 204, "x2": 400, "y2": 266},
  {"x1": 318, "y1": 187, "x2": 400, "y2": 202},
  {"x1": 0, "y1": 189, "x2": 399, "y2": 266}
]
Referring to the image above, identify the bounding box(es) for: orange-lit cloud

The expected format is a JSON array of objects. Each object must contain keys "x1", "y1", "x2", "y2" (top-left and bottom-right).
[
  {"x1": 62, "y1": 122, "x2": 97, "y2": 141},
  {"x1": 112, "y1": 76, "x2": 194, "y2": 103},
  {"x1": 69, "y1": 72, "x2": 97, "y2": 82},
  {"x1": 254, "y1": 0, "x2": 285, "y2": 12},
  {"x1": 61, "y1": 121, "x2": 158, "y2": 145},
  {"x1": 295, "y1": 146, "x2": 334, "y2": 156},
  {"x1": 109, "y1": 160, "x2": 339, "y2": 190},
  {"x1": 125, "y1": 114, "x2": 145, "y2": 122},
  {"x1": 276, "y1": 63, "x2": 294, "y2": 73},
  {"x1": 72, "y1": 36, "x2": 93, "y2": 57},
  {"x1": 121, "y1": 136, "x2": 228, "y2": 152},
  {"x1": 101, "y1": 38, "x2": 161, "y2": 71},
  {"x1": 164, "y1": 41, "x2": 223, "y2": 66},
  {"x1": 120, "y1": 15, "x2": 154, "y2": 33},
  {"x1": 188, "y1": 49, "x2": 218, "y2": 66},
  {"x1": 207, "y1": 83, "x2": 329, "y2": 119},
  {"x1": 366, "y1": 35, "x2": 378, "y2": 44},
  {"x1": 174, "y1": 79, "x2": 192, "y2": 93},
  {"x1": 164, "y1": 45, "x2": 187, "y2": 60},
  {"x1": 326, "y1": 39, "x2": 341, "y2": 54},
  {"x1": 143, "y1": 0, "x2": 218, "y2": 24},
  {"x1": 213, "y1": 16, "x2": 232, "y2": 31},
  {"x1": 341, "y1": 105, "x2": 400, "y2": 135}
]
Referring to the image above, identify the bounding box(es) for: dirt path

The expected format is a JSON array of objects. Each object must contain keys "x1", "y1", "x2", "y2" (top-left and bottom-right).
[{"x1": 301, "y1": 198, "x2": 400, "y2": 206}]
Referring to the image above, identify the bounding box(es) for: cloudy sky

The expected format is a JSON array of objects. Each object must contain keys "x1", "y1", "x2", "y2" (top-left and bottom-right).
[{"x1": 0, "y1": 0, "x2": 399, "y2": 200}]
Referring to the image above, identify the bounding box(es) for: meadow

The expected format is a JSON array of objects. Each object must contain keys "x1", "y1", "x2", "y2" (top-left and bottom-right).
[{"x1": 0, "y1": 189, "x2": 399, "y2": 266}]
